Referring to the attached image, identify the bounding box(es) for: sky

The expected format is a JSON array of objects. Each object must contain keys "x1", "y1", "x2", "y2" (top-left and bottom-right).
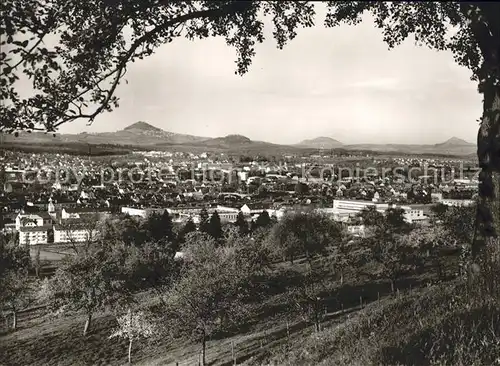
[{"x1": 57, "y1": 10, "x2": 482, "y2": 145}]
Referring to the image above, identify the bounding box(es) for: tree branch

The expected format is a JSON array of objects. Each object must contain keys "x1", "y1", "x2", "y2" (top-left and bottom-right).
[{"x1": 51, "y1": 1, "x2": 248, "y2": 129}]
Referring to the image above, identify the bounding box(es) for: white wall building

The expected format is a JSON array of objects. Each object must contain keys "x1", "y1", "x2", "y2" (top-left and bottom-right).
[
  {"x1": 16, "y1": 214, "x2": 44, "y2": 231},
  {"x1": 441, "y1": 199, "x2": 476, "y2": 207},
  {"x1": 16, "y1": 213, "x2": 52, "y2": 245},
  {"x1": 19, "y1": 227, "x2": 49, "y2": 245},
  {"x1": 400, "y1": 206, "x2": 427, "y2": 224},
  {"x1": 53, "y1": 225, "x2": 99, "y2": 244},
  {"x1": 332, "y1": 199, "x2": 387, "y2": 219},
  {"x1": 332, "y1": 199, "x2": 426, "y2": 224},
  {"x1": 120, "y1": 207, "x2": 166, "y2": 218}
]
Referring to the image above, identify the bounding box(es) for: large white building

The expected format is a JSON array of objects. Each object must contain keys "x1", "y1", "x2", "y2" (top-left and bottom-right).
[
  {"x1": 53, "y1": 224, "x2": 99, "y2": 244},
  {"x1": 404, "y1": 208, "x2": 427, "y2": 223},
  {"x1": 332, "y1": 199, "x2": 388, "y2": 219},
  {"x1": 217, "y1": 204, "x2": 286, "y2": 221},
  {"x1": 331, "y1": 199, "x2": 426, "y2": 224},
  {"x1": 15, "y1": 213, "x2": 52, "y2": 231},
  {"x1": 61, "y1": 207, "x2": 111, "y2": 221},
  {"x1": 120, "y1": 207, "x2": 167, "y2": 218},
  {"x1": 16, "y1": 213, "x2": 52, "y2": 245},
  {"x1": 441, "y1": 199, "x2": 476, "y2": 207},
  {"x1": 19, "y1": 226, "x2": 49, "y2": 245}
]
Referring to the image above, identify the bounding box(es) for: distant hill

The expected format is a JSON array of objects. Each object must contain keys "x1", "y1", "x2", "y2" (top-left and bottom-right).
[
  {"x1": 343, "y1": 137, "x2": 476, "y2": 156},
  {"x1": 295, "y1": 137, "x2": 344, "y2": 149},
  {"x1": 1, "y1": 128, "x2": 476, "y2": 157},
  {"x1": 2, "y1": 122, "x2": 208, "y2": 146},
  {"x1": 123, "y1": 121, "x2": 163, "y2": 132},
  {"x1": 175, "y1": 134, "x2": 296, "y2": 154},
  {"x1": 435, "y1": 136, "x2": 474, "y2": 147},
  {"x1": 200, "y1": 134, "x2": 252, "y2": 147}
]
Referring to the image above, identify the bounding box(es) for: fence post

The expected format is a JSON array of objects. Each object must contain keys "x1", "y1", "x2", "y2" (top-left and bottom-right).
[{"x1": 232, "y1": 340, "x2": 236, "y2": 365}]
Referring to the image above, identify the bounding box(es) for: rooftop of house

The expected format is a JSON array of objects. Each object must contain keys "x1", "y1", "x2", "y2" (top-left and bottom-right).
[
  {"x1": 242, "y1": 203, "x2": 272, "y2": 210},
  {"x1": 63, "y1": 207, "x2": 111, "y2": 213},
  {"x1": 54, "y1": 221, "x2": 97, "y2": 230}
]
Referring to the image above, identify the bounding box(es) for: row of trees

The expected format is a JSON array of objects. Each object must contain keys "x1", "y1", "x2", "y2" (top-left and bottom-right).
[
  {"x1": 1, "y1": 203, "x2": 474, "y2": 364},
  {"x1": 102, "y1": 208, "x2": 275, "y2": 250},
  {"x1": 0, "y1": 234, "x2": 36, "y2": 330}
]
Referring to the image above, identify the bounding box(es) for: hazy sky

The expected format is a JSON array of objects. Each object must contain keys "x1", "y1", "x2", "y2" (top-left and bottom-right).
[{"x1": 58, "y1": 10, "x2": 481, "y2": 145}]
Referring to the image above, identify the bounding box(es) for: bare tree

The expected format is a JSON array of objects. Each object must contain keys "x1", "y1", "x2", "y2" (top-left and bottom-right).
[{"x1": 109, "y1": 308, "x2": 156, "y2": 364}]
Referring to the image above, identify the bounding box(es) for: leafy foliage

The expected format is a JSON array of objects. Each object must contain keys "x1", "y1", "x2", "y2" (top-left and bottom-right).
[
  {"x1": 271, "y1": 211, "x2": 343, "y2": 264},
  {"x1": 109, "y1": 308, "x2": 156, "y2": 364},
  {"x1": 43, "y1": 242, "x2": 136, "y2": 334},
  {"x1": 3, "y1": 2, "x2": 498, "y2": 133},
  {"x1": 144, "y1": 210, "x2": 175, "y2": 245},
  {"x1": 362, "y1": 226, "x2": 421, "y2": 292},
  {"x1": 207, "y1": 211, "x2": 223, "y2": 241},
  {"x1": 441, "y1": 204, "x2": 476, "y2": 245},
  {"x1": 110, "y1": 308, "x2": 155, "y2": 339},
  {"x1": 178, "y1": 218, "x2": 197, "y2": 245},
  {"x1": 253, "y1": 210, "x2": 272, "y2": 231},
  {"x1": 163, "y1": 238, "x2": 254, "y2": 365},
  {"x1": 0, "y1": 238, "x2": 33, "y2": 329},
  {"x1": 287, "y1": 265, "x2": 331, "y2": 332},
  {"x1": 199, "y1": 207, "x2": 210, "y2": 234},
  {"x1": 102, "y1": 213, "x2": 177, "y2": 249},
  {"x1": 124, "y1": 240, "x2": 179, "y2": 291},
  {"x1": 234, "y1": 211, "x2": 249, "y2": 236},
  {"x1": 356, "y1": 206, "x2": 384, "y2": 227}
]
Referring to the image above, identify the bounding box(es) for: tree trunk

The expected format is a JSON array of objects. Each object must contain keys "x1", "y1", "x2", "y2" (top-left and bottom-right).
[
  {"x1": 83, "y1": 312, "x2": 92, "y2": 336},
  {"x1": 437, "y1": 261, "x2": 443, "y2": 280},
  {"x1": 128, "y1": 337, "x2": 133, "y2": 364},
  {"x1": 201, "y1": 331, "x2": 206, "y2": 366},
  {"x1": 473, "y1": 83, "x2": 500, "y2": 259},
  {"x1": 390, "y1": 279, "x2": 395, "y2": 293},
  {"x1": 12, "y1": 309, "x2": 17, "y2": 330},
  {"x1": 340, "y1": 271, "x2": 344, "y2": 286},
  {"x1": 35, "y1": 245, "x2": 41, "y2": 278},
  {"x1": 315, "y1": 315, "x2": 320, "y2": 333}
]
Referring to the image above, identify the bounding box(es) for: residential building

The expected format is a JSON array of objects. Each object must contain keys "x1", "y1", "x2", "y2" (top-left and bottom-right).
[
  {"x1": 15, "y1": 212, "x2": 52, "y2": 230},
  {"x1": 53, "y1": 224, "x2": 99, "y2": 244},
  {"x1": 441, "y1": 199, "x2": 476, "y2": 207},
  {"x1": 19, "y1": 226, "x2": 50, "y2": 245}
]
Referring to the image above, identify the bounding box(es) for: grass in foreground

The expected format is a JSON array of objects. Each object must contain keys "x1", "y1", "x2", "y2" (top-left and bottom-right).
[
  {"x1": 0, "y1": 252, "x2": 467, "y2": 366},
  {"x1": 255, "y1": 274, "x2": 500, "y2": 366}
]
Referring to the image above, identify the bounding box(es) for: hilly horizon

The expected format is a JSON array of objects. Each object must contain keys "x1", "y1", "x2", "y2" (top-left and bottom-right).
[
  {"x1": 1, "y1": 122, "x2": 476, "y2": 156},
  {"x1": 435, "y1": 136, "x2": 474, "y2": 146},
  {"x1": 342, "y1": 136, "x2": 475, "y2": 156},
  {"x1": 295, "y1": 136, "x2": 344, "y2": 149}
]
